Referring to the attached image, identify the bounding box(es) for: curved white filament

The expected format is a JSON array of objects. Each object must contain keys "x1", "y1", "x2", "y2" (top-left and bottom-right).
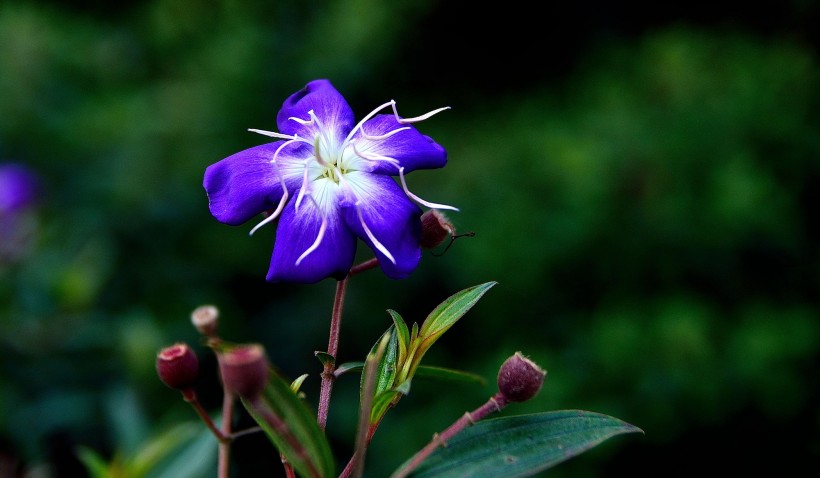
[
  {"x1": 350, "y1": 143, "x2": 401, "y2": 168},
  {"x1": 355, "y1": 201, "x2": 396, "y2": 264},
  {"x1": 295, "y1": 195, "x2": 328, "y2": 266},
  {"x1": 392, "y1": 103, "x2": 451, "y2": 124},
  {"x1": 248, "y1": 140, "x2": 298, "y2": 236},
  {"x1": 361, "y1": 126, "x2": 410, "y2": 141},
  {"x1": 398, "y1": 167, "x2": 459, "y2": 211}
]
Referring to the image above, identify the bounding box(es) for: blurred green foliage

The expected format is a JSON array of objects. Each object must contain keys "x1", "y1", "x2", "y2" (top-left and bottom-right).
[{"x1": 1, "y1": 0, "x2": 818, "y2": 476}]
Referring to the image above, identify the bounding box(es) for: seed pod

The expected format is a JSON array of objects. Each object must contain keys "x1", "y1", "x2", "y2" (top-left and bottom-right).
[
  {"x1": 218, "y1": 344, "x2": 269, "y2": 400},
  {"x1": 156, "y1": 343, "x2": 200, "y2": 391},
  {"x1": 191, "y1": 304, "x2": 219, "y2": 337},
  {"x1": 497, "y1": 352, "x2": 546, "y2": 402}
]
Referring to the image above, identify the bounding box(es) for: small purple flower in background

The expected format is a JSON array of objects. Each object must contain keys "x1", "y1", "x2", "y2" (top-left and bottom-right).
[
  {"x1": 0, "y1": 162, "x2": 39, "y2": 265},
  {"x1": 204, "y1": 80, "x2": 456, "y2": 283}
]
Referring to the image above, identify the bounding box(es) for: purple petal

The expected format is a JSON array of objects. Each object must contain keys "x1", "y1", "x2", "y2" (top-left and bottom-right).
[
  {"x1": 351, "y1": 114, "x2": 447, "y2": 174},
  {"x1": 266, "y1": 191, "x2": 356, "y2": 283},
  {"x1": 0, "y1": 163, "x2": 38, "y2": 213},
  {"x1": 204, "y1": 142, "x2": 301, "y2": 225},
  {"x1": 341, "y1": 173, "x2": 422, "y2": 279},
  {"x1": 276, "y1": 79, "x2": 355, "y2": 142}
]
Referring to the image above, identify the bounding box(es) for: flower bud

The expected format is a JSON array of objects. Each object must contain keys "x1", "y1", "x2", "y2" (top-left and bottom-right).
[
  {"x1": 497, "y1": 352, "x2": 546, "y2": 402},
  {"x1": 191, "y1": 304, "x2": 219, "y2": 337},
  {"x1": 156, "y1": 343, "x2": 199, "y2": 391},
  {"x1": 218, "y1": 344, "x2": 269, "y2": 399},
  {"x1": 419, "y1": 210, "x2": 453, "y2": 249}
]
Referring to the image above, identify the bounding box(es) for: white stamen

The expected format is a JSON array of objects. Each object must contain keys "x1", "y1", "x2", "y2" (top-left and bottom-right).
[
  {"x1": 249, "y1": 207, "x2": 279, "y2": 236},
  {"x1": 248, "y1": 128, "x2": 301, "y2": 141},
  {"x1": 334, "y1": 172, "x2": 394, "y2": 264},
  {"x1": 295, "y1": 159, "x2": 312, "y2": 211},
  {"x1": 295, "y1": 195, "x2": 328, "y2": 266},
  {"x1": 392, "y1": 103, "x2": 451, "y2": 124},
  {"x1": 288, "y1": 116, "x2": 314, "y2": 126},
  {"x1": 247, "y1": 139, "x2": 298, "y2": 236},
  {"x1": 344, "y1": 100, "x2": 396, "y2": 145},
  {"x1": 350, "y1": 143, "x2": 401, "y2": 168},
  {"x1": 361, "y1": 126, "x2": 410, "y2": 141},
  {"x1": 398, "y1": 167, "x2": 459, "y2": 211},
  {"x1": 356, "y1": 201, "x2": 396, "y2": 264},
  {"x1": 313, "y1": 135, "x2": 330, "y2": 167}
]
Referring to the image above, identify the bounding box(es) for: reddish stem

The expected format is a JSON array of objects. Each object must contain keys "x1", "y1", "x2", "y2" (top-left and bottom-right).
[
  {"x1": 317, "y1": 277, "x2": 348, "y2": 430},
  {"x1": 182, "y1": 389, "x2": 228, "y2": 443},
  {"x1": 349, "y1": 257, "x2": 379, "y2": 276},
  {"x1": 392, "y1": 393, "x2": 510, "y2": 478},
  {"x1": 218, "y1": 391, "x2": 234, "y2": 478}
]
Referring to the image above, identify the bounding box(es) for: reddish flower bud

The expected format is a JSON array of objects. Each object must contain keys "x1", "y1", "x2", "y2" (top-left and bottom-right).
[
  {"x1": 497, "y1": 352, "x2": 546, "y2": 402},
  {"x1": 419, "y1": 210, "x2": 454, "y2": 249},
  {"x1": 191, "y1": 304, "x2": 219, "y2": 337},
  {"x1": 218, "y1": 344, "x2": 269, "y2": 399},
  {"x1": 156, "y1": 343, "x2": 199, "y2": 391}
]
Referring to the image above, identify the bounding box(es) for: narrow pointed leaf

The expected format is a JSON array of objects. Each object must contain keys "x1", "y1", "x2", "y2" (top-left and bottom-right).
[
  {"x1": 414, "y1": 366, "x2": 486, "y2": 385},
  {"x1": 418, "y1": 282, "x2": 496, "y2": 345},
  {"x1": 360, "y1": 331, "x2": 394, "y2": 424},
  {"x1": 388, "y1": 309, "x2": 410, "y2": 366},
  {"x1": 370, "y1": 377, "x2": 413, "y2": 424},
  {"x1": 129, "y1": 421, "x2": 201, "y2": 476},
  {"x1": 291, "y1": 374, "x2": 309, "y2": 393},
  {"x1": 242, "y1": 369, "x2": 334, "y2": 478},
  {"x1": 393, "y1": 410, "x2": 642, "y2": 478},
  {"x1": 334, "y1": 361, "x2": 365, "y2": 377},
  {"x1": 370, "y1": 390, "x2": 403, "y2": 424},
  {"x1": 362, "y1": 325, "x2": 399, "y2": 399},
  {"x1": 149, "y1": 425, "x2": 218, "y2": 478},
  {"x1": 76, "y1": 447, "x2": 111, "y2": 478},
  {"x1": 352, "y1": 337, "x2": 383, "y2": 478},
  {"x1": 315, "y1": 351, "x2": 335, "y2": 367}
]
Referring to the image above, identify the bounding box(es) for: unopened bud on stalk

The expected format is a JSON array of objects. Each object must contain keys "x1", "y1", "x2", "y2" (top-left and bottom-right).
[
  {"x1": 218, "y1": 344, "x2": 269, "y2": 400},
  {"x1": 419, "y1": 210, "x2": 454, "y2": 249},
  {"x1": 497, "y1": 352, "x2": 546, "y2": 402},
  {"x1": 156, "y1": 343, "x2": 200, "y2": 392},
  {"x1": 191, "y1": 304, "x2": 219, "y2": 337}
]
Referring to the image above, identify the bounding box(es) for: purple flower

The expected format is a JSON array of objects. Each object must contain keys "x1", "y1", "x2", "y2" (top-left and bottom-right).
[
  {"x1": 0, "y1": 162, "x2": 39, "y2": 265},
  {"x1": 204, "y1": 80, "x2": 456, "y2": 283},
  {"x1": 0, "y1": 163, "x2": 38, "y2": 215}
]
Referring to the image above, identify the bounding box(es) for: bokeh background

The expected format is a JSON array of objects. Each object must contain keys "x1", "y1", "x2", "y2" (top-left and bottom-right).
[{"x1": 1, "y1": 0, "x2": 819, "y2": 476}]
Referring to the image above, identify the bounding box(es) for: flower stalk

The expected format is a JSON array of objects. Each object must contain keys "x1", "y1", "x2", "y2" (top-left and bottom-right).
[
  {"x1": 391, "y1": 393, "x2": 510, "y2": 478},
  {"x1": 317, "y1": 276, "x2": 349, "y2": 430}
]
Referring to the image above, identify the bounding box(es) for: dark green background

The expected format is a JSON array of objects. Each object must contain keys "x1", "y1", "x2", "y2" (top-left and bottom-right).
[{"x1": 1, "y1": 0, "x2": 818, "y2": 476}]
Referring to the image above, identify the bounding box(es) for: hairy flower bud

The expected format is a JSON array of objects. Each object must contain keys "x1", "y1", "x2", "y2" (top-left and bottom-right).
[
  {"x1": 191, "y1": 304, "x2": 219, "y2": 337},
  {"x1": 497, "y1": 352, "x2": 546, "y2": 402},
  {"x1": 218, "y1": 344, "x2": 269, "y2": 399},
  {"x1": 419, "y1": 210, "x2": 454, "y2": 249},
  {"x1": 156, "y1": 343, "x2": 199, "y2": 391}
]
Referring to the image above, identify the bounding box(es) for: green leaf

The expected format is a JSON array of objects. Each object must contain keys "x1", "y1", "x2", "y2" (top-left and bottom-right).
[
  {"x1": 418, "y1": 282, "x2": 496, "y2": 343},
  {"x1": 370, "y1": 389, "x2": 403, "y2": 424},
  {"x1": 76, "y1": 446, "x2": 111, "y2": 478},
  {"x1": 242, "y1": 369, "x2": 335, "y2": 478},
  {"x1": 394, "y1": 410, "x2": 642, "y2": 478},
  {"x1": 388, "y1": 309, "x2": 410, "y2": 366},
  {"x1": 334, "y1": 361, "x2": 364, "y2": 377},
  {"x1": 147, "y1": 425, "x2": 218, "y2": 478},
  {"x1": 129, "y1": 421, "x2": 201, "y2": 477},
  {"x1": 353, "y1": 333, "x2": 390, "y2": 477},
  {"x1": 363, "y1": 325, "x2": 399, "y2": 398},
  {"x1": 315, "y1": 351, "x2": 335, "y2": 367},
  {"x1": 415, "y1": 365, "x2": 486, "y2": 385},
  {"x1": 291, "y1": 374, "x2": 309, "y2": 393},
  {"x1": 400, "y1": 282, "x2": 497, "y2": 384}
]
